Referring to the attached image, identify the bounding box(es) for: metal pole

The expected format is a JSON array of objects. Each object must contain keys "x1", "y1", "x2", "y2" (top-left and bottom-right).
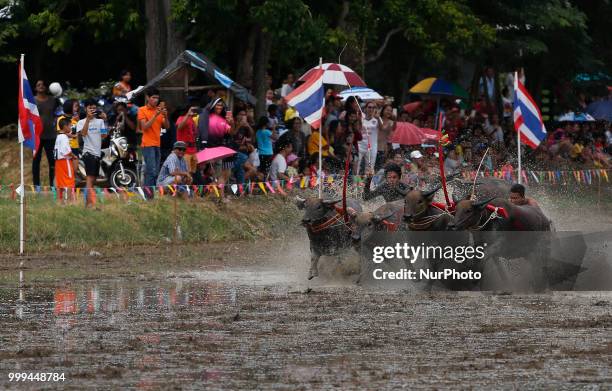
[
  {"x1": 19, "y1": 54, "x2": 25, "y2": 256},
  {"x1": 515, "y1": 71, "x2": 522, "y2": 185},
  {"x1": 517, "y1": 125, "x2": 522, "y2": 184},
  {"x1": 318, "y1": 57, "x2": 323, "y2": 198}
]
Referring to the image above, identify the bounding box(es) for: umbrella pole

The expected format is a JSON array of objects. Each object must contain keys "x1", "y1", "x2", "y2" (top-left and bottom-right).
[{"x1": 435, "y1": 96, "x2": 451, "y2": 205}]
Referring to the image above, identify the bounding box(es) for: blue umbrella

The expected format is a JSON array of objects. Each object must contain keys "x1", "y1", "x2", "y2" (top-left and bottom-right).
[
  {"x1": 586, "y1": 100, "x2": 612, "y2": 122},
  {"x1": 556, "y1": 112, "x2": 596, "y2": 122}
]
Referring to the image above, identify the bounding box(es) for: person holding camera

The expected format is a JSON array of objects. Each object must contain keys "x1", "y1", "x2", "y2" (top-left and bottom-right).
[
  {"x1": 175, "y1": 106, "x2": 199, "y2": 174},
  {"x1": 77, "y1": 99, "x2": 108, "y2": 207},
  {"x1": 137, "y1": 87, "x2": 169, "y2": 192}
]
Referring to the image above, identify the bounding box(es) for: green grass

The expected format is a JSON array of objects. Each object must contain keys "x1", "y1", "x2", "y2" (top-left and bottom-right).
[{"x1": 0, "y1": 195, "x2": 299, "y2": 253}]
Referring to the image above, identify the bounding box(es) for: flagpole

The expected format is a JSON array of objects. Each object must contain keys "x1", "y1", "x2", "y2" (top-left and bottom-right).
[
  {"x1": 318, "y1": 57, "x2": 323, "y2": 198},
  {"x1": 19, "y1": 53, "x2": 25, "y2": 255},
  {"x1": 515, "y1": 71, "x2": 521, "y2": 184}
]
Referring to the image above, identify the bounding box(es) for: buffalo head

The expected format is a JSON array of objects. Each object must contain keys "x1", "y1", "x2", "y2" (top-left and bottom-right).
[
  {"x1": 448, "y1": 197, "x2": 495, "y2": 230},
  {"x1": 403, "y1": 186, "x2": 440, "y2": 222},
  {"x1": 296, "y1": 196, "x2": 341, "y2": 225}
]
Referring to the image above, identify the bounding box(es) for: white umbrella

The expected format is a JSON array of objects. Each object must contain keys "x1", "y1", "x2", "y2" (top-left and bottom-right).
[{"x1": 339, "y1": 87, "x2": 383, "y2": 101}]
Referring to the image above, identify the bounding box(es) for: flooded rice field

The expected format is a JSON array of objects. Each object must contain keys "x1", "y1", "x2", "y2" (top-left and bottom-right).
[
  {"x1": 1, "y1": 269, "x2": 611, "y2": 390},
  {"x1": 0, "y1": 187, "x2": 611, "y2": 389}
]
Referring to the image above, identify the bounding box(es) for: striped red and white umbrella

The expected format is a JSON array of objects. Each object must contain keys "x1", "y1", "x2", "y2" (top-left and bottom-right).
[{"x1": 298, "y1": 63, "x2": 366, "y2": 87}]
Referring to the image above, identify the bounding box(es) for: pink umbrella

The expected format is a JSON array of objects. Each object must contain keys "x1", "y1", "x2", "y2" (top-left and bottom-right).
[
  {"x1": 196, "y1": 146, "x2": 236, "y2": 164},
  {"x1": 389, "y1": 122, "x2": 441, "y2": 145},
  {"x1": 298, "y1": 63, "x2": 366, "y2": 87}
]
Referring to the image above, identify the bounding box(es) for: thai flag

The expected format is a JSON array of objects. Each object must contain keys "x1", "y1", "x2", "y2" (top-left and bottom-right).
[
  {"x1": 18, "y1": 59, "x2": 42, "y2": 155},
  {"x1": 513, "y1": 73, "x2": 546, "y2": 148},
  {"x1": 285, "y1": 69, "x2": 325, "y2": 129}
]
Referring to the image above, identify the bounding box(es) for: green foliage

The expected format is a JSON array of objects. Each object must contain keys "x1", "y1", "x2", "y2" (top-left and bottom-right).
[
  {"x1": 0, "y1": 0, "x2": 609, "y2": 99},
  {"x1": 25, "y1": 0, "x2": 143, "y2": 53}
]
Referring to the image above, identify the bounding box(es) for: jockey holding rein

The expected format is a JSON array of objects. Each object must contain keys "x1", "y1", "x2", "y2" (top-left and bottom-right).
[{"x1": 363, "y1": 163, "x2": 410, "y2": 202}]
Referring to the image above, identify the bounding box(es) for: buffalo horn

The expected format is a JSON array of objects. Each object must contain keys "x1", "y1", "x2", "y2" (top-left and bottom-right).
[
  {"x1": 422, "y1": 186, "x2": 441, "y2": 198},
  {"x1": 473, "y1": 196, "x2": 496, "y2": 209},
  {"x1": 322, "y1": 198, "x2": 341, "y2": 206}
]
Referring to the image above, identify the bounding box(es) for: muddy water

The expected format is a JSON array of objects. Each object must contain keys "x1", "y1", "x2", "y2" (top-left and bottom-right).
[
  {"x1": 0, "y1": 187, "x2": 611, "y2": 389},
  {"x1": 1, "y1": 264, "x2": 611, "y2": 389}
]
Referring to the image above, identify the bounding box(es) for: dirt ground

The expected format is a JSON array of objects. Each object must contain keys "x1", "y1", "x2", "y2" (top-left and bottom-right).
[{"x1": 0, "y1": 187, "x2": 611, "y2": 389}]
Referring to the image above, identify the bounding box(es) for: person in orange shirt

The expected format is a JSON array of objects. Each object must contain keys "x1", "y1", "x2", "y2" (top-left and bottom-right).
[{"x1": 137, "y1": 87, "x2": 169, "y2": 191}]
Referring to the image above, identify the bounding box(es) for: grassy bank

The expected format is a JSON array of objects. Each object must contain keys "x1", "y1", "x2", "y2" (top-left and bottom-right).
[{"x1": 0, "y1": 196, "x2": 300, "y2": 253}]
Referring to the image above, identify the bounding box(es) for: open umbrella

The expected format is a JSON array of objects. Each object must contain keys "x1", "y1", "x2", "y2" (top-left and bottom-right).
[
  {"x1": 298, "y1": 63, "x2": 366, "y2": 87},
  {"x1": 402, "y1": 101, "x2": 422, "y2": 113},
  {"x1": 409, "y1": 77, "x2": 469, "y2": 99},
  {"x1": 339, "y1": 87, "x2": 383, "y2": 101},
  {"x1": 196, "y1": 146, "x2": 236, "y2": 164},
  {"x1": 389, "y1": 122, "x2": 441, "y2": 145},
  {"x1": 586, "y1": 100, "x2": 612, "y2": 122},
  {"x1": 555, "y1": 112, "x2": 596, "y2": 122}
]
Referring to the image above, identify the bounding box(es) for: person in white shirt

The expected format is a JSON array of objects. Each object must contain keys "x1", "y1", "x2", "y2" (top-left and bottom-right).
[
  {"x1": 76, "y1": 99, "x2": 108, "y2": 207},
  {"x1": 280, "y1": 73, "x2": 295, "y2": 97},
  {"x1": 54, "y1": 118, "x2": 77, "y2": 202},
  {"x1": 268, "y1": 140, "x2": 293, "y2": 181},
  {"x1": 355, "y1": 102, "x2": 381, "y2": 175}
]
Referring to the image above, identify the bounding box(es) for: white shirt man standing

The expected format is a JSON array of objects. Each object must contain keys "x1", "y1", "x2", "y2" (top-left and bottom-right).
[
  {"x1": 356, "y1": 103, "x2": 381, "y2": 175},
  {"x1": 76, "y1": 99, "x2": 107, "y2": 207}
]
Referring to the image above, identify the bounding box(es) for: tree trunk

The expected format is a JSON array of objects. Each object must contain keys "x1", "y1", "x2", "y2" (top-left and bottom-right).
[
  {"x1": 400, "y1": 56, "x2": 416, "y2": 105},
  {"x1": 145, "y1": 0, "x2": 185, "y2": 82},
  {"x1": 236, "y1": 25, "x2": 257, "y2": 89},
  {"x1": 253, "y1": 27, "x2": 272, "y2": 119},
  {"x1": 145, "y1": 0, "x2": 166, "y2": 81},
  {"x1": 163, "y1": 0, "x2": 185, "y2": 61}
]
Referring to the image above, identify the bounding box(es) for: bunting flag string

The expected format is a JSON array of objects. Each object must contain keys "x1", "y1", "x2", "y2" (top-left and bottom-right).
[{"x1": 0, "y1": 169, "x2": 610, "y2": 202}]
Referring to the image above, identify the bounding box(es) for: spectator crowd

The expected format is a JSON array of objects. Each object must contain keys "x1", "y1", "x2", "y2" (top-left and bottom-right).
[{"x1": 29, "y1": 69, "x2": 612, "y2": 205}]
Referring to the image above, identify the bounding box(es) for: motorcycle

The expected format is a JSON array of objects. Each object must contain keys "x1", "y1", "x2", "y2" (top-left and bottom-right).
[{"x1": 76, "y1": 127, "x2": 139, "y2": 189}]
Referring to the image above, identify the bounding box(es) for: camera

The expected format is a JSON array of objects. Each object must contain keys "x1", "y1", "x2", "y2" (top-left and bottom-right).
[{"x1": 95, "y1": 110, "x2": 103, "y2": 118}]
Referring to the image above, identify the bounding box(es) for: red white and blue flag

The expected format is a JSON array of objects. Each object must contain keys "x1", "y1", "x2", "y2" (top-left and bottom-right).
[
  {"x1": 18, "y1": 59, "x2": 42, "y2": 155},
  {"x1": 513, "y1": 73, "x2": 546, "y2": 148},
  {"x1": 285, "y1": 68, "x2": 325, "y2": 129}
]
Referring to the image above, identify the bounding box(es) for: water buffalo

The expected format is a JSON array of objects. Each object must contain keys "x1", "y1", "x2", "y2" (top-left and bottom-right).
[
  {"x1": 449, "y1": 197, "x2": 551, "y2": 232},
  {"x1": 449, "y1": 197, "x2": 553, "y2": 291},
  {"x1": 296, "y1": 196, "x2": 362, "y2": 280},
  {"x1": 403, "y1": 187, "x2": 453, "y2": 231},
  {"x1": 350, "y1": 200, "x2": 405, "y2": 242},
  {"x1": 450, "y1": 177, "x2": 512, "y2": 202}
]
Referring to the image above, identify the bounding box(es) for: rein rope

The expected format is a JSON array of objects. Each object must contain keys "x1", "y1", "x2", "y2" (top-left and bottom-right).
[
  {"x1": 308, "y1": 207, "x2": 354, "y2": 234},
  {"x1": 408, "y1": 204, "x2": 453, "y2": 231},
  {"x1": 468, "y1": 207, "x2": 502, "y2": 231}
]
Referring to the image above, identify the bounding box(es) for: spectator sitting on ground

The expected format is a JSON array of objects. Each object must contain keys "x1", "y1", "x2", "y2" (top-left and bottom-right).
[
  {"x1": 269, "y1": 140, "x2": 293, "y2": 181},
  {"x1": 286, "y1": 154, "x2": 300, "y2": 178},
  {"x1": 157, "y1": 141, "x2": 193, "y2": 194}
]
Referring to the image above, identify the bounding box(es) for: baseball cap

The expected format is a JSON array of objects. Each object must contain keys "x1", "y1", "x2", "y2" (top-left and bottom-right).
[
  {"x1": 410, "y1": 150, "x2": 424, "y2": 159},
  {"x1": 173, "y1": 141, "x2": 187, "y2": 150}
]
